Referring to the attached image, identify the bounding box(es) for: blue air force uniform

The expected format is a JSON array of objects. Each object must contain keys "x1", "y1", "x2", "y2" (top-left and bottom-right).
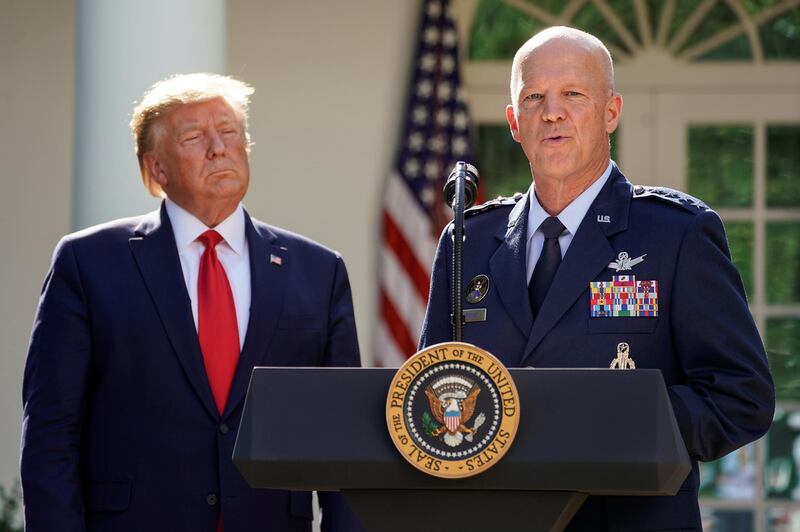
[{"x1": 419, "y1": 163, "x2": 774, "y2": 531}]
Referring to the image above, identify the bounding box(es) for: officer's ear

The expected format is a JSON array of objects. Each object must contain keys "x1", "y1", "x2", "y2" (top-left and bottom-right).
[
  {"x1": 605, "y1": 92, "x2": 623, "y2": 134},
  {"x1": 506, "y1": 105, "x2": 521, "y2": 143}
]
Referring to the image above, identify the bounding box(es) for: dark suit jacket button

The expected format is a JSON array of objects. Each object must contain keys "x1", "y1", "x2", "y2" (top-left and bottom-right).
[
  {"x1": 219, "y1": 423, "x2": 229, "y2": 434},
  {"x1": 206, "y1": 493, "x2": 218, "y2": 506}
]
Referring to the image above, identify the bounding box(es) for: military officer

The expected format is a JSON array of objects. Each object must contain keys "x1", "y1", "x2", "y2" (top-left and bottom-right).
[{"x1": 419, "y1": 26, "x2": 774, "y2": 530}]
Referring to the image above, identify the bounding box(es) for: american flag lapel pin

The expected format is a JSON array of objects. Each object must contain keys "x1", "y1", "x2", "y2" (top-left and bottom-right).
[{"x1": 270, "y1": 254, "x2": 283, "y2": 266}]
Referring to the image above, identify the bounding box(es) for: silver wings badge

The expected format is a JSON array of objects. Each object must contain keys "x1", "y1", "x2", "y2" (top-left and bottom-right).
[{"x1": 608, "y1": 251, "x2": 646, "y2": 272}]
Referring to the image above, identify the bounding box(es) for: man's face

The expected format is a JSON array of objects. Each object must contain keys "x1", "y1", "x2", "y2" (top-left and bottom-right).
[
  {"x1": 145, "y1": 97, "x2": 250, "y2": 222},
  {"x1": 505, "y1": 40, "x2": 621, "y2": 185}
]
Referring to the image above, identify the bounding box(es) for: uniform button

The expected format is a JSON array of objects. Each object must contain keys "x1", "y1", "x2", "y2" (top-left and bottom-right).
[
  {"x1": 634, "y1": 185, "x2": 644, "y2": 194},
  {"x1": 219, "y1": 423, "x2": 229, "y2": 434},
  {"x1": 206, "y1": 493, "x2": 218, "y2": 506}
]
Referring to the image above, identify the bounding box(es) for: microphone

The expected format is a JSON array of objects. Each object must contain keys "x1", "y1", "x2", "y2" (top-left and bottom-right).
[{"x1": 443, "y1": 162, "x2": 480, "y2": 209}]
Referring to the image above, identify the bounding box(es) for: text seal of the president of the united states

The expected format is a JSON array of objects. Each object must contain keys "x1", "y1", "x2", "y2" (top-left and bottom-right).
[{"x1": 386, "y1": 342, "x2": 520, "y2": 479}]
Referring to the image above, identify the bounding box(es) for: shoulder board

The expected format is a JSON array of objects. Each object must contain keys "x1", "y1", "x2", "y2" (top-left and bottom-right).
[
  {"x1": 632, "y1": 185, "x2": 709, "y2": 213},
  {"x1": 465, "y1": 192, "x2": 525, "y2": 218}
]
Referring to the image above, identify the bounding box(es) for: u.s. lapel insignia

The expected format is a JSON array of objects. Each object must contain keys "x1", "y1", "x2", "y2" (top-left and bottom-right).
[
  {"x1": 610, "y1": 342, "x2": 636, "y2": 369},
  {"x1": 270, "y1": 254, "x2": 283, "y2": 266},
  {"x1": 465, "y1": 274, "x2": 489, "y2": 304},
  {"x1": 608, "y1": 251, "x2": 646, "y2": 272}
]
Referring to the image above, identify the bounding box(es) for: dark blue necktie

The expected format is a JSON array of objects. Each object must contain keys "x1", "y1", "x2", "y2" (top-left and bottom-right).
[{"x1": 528, "y1": 216, "x2": 566, "y2": 320}]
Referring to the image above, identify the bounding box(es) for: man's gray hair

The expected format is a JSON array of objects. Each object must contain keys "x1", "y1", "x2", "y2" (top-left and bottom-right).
[{"x1": 130, "y1": 73, "x2": 254, "y2": 197}]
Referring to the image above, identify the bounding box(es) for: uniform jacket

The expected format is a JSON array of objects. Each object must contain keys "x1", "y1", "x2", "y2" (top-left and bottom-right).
[
  {"x1": 419, "y1": 164, "x2": 774, "y2": 531},
  {"x1": 21, "y1": 203, "x2": 363, "y2": 532}
]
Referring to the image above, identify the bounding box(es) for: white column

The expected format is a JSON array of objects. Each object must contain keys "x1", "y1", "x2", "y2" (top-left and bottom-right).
[{"x1": 73, "y1": 0, "x2": 226, "y2": 229}]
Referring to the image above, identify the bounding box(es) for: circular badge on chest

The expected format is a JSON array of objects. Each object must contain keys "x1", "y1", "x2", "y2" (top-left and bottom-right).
[{"x1": 385, "y1": 342, "x2": 520, "y2": 479}]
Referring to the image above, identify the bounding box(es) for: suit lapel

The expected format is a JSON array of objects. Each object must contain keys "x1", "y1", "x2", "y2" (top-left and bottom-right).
[
  {"x1": 129, "y1": 203, "x2": 220, "y2": 420},
  {"x1": 522, "y1": 167, "x2": 633, "y2": 365},
  {"x1": 223, "y1": 213, "x2": 289, "y2": 419},
  {"x1": 488, "y1": 193, "x2": 533, "y2": 348}
]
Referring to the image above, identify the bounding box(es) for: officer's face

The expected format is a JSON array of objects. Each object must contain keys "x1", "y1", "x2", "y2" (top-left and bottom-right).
[
  {"x1": 144, "y1": 97, "x2": 250, "y2": 226},
  {"x1": 505, "y1": 39, "x2": 621, "y2": 187}
]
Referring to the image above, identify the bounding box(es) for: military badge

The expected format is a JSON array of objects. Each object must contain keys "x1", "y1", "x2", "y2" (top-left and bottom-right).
[
  {"x1": 608, "y1": 251, "x2": 646, "y2": 272},
  {"x1": 465, "y1": 274, "x2": 489, "y2": 304},
  {"x1": 590, "y1": 275, "x2": 658, "y2": 317},
  {"x1": 386, "y1": 342, "x2": 520, "y2": 479},
  {"x1": 610, "y1": 342, "x2": 636, "y2": 369}
]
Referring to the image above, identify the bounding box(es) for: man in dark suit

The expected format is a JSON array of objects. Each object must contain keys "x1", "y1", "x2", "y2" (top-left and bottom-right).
[
  {"x1": 419, "y1": 27, "x2": 774, "y2": 530},
  {"x1": 21, "y1": 73, "x2": 362, "y2": 531}
]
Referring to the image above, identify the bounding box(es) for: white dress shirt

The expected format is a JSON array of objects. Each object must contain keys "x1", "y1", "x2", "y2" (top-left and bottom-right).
[
  {"x1": 526, "y1": 161, "x2": 613, "y2": 282},
  {"x1": 165, "y1": 199, "x2": 251, "y2": 349}
]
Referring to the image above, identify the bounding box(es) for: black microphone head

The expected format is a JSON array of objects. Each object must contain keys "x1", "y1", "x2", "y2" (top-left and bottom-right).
[{"x1": 444, "y1": 161, "x2": 480, "y2": 209}]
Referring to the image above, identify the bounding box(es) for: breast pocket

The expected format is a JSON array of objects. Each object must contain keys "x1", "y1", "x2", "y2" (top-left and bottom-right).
[{"x1": 587, "y1": 317, "x2": 659, "y2": 334}]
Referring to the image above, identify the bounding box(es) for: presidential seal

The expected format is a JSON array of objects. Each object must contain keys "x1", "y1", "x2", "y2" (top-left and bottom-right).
[{"x1": 385, "y1": 342, "x2": 520, "y2": 479}]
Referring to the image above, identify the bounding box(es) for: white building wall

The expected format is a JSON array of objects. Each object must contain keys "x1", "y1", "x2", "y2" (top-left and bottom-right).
[
  {"x1": 226, "y1": 0, "x2": 420, "y2": 366},
  {"x1": 0, "y1": 0, "x2": 76, "y2": 491}
]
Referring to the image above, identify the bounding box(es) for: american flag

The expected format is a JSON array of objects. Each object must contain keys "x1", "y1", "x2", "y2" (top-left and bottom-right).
[{"x1": 375, "y1": 0, "x2": 475, "y2": 366}]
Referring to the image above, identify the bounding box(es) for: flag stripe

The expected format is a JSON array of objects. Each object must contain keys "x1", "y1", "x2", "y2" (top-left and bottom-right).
[
  {"x1": 375, "y1": 0, "x2": 473, "y2": 366},
  {"x1": 384, "y1": 172, "x2": 438, "y2": 267},
  {"x1": 380, "y1": 289, "x2": 419, "y2": 358},
  {"x1": 382, "y1": 211, "x2": 430, "y2": 304},
  {"x1": 374, "y1": 321, "x2": 409, "y2": 368},
  {"x1": 379, "y1": 247, "x2": 428, "y2": 336}
]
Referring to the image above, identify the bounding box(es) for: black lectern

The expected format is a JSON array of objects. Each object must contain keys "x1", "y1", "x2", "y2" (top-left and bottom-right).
[{"x1": 233, "y1": 368, "x2": 690, "y2": 531}]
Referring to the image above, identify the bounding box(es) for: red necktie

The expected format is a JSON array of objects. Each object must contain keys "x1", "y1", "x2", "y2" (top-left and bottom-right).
[{"x1": 197, "y1": 230, "x2": 240, "y2": 415}]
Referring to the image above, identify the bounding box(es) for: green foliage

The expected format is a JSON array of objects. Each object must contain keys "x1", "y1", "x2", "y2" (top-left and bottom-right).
[
  {"x1": 468, "y1": 0, "x2": 543, "y2": 60},
  {"x1": 768, "y1": 320, "x2": 800, "y2": 401},
  {"x1": 477, "y1": 125, "x2": 532, "y2": 198},
  {"x1": 726, "y1": 223, "x2": 754, "y2": 299},
  {"x1": 766, "y1": 223, "x2": 800, "y2": 305},
  {"x1": 687, "y1": 126, "x2": 753, "y2": 208},
  {"x1": 421, "y1": 411, "x2": 442, "y2": 436},
  {"x1": 0, "y1": 479, "x2": 22, "y2": 532},
  {"x1": 767, "y1": 126, "x2": 800, "y2": 207}
]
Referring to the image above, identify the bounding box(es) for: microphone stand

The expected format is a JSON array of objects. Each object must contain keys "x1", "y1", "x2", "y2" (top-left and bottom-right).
[{"x1": 451, "y1": 162, "x2": 467, "y2": 342}]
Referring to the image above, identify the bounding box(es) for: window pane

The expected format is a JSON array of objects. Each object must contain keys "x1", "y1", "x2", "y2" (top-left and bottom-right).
[
  {"x1": 767, "y1": 126, "x2": 800, "y2": 207},
  {"x1": 572, "y1": 2, "x2": 632, "y2": 54},
  {"x1": 766, "y1": 223, "x2": 800, "y2": 304},
  {"x1": 681, "y1": 2, "x2": 751, "y2": 60},
  {"x1": 687, "y1": 126, "x2": 753, "y2": 208},
  {"x1": 468, "y1": 0, "x2": 546, "y2": 60},
  {"x1": 767, "y1": 319, "x2": 800, "y2": 402},
  {"x1": 700, "y1": 443, "x2": 757, "y2": 499},
  {"x1": 766, "y1": 407, "x2": 800, "y2": 500},
  {"x1": 767, "y1": 506, "x2": 800, "y2": 530},
  {"x1": 477, "y1": 125, "x2": 532, "y2": 198},
  {"x1": 725, "y1": 222, "x2": 754, "y2": 299},
  {"x1": 699, "y1": 508, "x2": 754, "y2": 532},
  {"x1": 761, "y1": 9, "x2": 800, "y2": 60}
]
